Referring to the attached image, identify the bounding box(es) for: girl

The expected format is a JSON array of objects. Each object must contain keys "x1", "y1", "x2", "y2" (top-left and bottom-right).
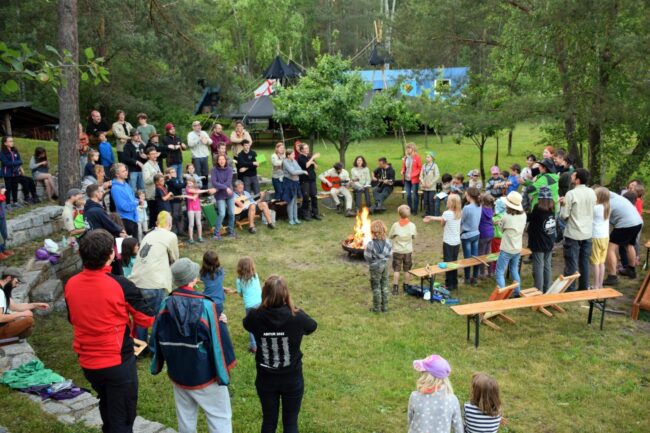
[
  {"x1": 527, "y1": 186, "x2": 556, "y2": 293},
  {"x1": 424, "y1": 194, "x2": 462, "y2": 290},
  {"x1": 420, "y1": 152, "x2": 440, "y2": 217},
  {"x1": 0, "y1": 136, "x2": 37, "y2": 207},
  {"x1": 350, "y1": 155, "x2": 372, "y2": 210},
  {"x1": 84, "y1": 149, "x2": 99, "y2": 181},
  {"x1": 495, "y1": 191, "x2": 527, "y2": 296},
  {"x1": 243, "y1": 275, "x2": 317, "y2": 433},
  {"x1": 461, "y1": 187, "x2": 482, "y2": 285},
  {"x1": 591, "y1": 187, "x2": 610, "y2": 289},
  {"x1": 120, "y1": 237, "x2": 139, "y2": 277},
  {"x1": 464, "y1": 373, "x2": 503, "y2": 433},
  {"x1": 478, "y1": 194, "x2": 495, "y2": 278},
  {"x1": 271, "y1": 142, "x2": 286, "y2": 199},
  {"x1": 29, "y1": 147, "x2": 58, "y2": 200},
  {"x1": 184, "y1": 163, "x2": 203, "y2": 188},
  {"x1": 186, "y1": 177, "x2": 213, "y2": 243},
  {"x1": 282, "y1": 150, "x2": 307, "y2": 225},
  {"x1": 401, "y1": 142, "x2": 422, "y2": 215},
  {"x1": 154, "y1": 173, "x2": 173, "y2": 215},
  {"x1": 236, "y1": 256, "x2": 262, "y2": 353},
  {"x1": 364, "y1": 220, "x2": 392, "y2": 313},
  {"x1": 408, "y1": 354, "x2": 463, "y2": 433},
  {"x1": 136, "y1": 190, "x2": 148, "y2": 241},
  {"x1": 210, "y1": 154, "x2": 236, "y2": 239},
  {"x1": 200, "y1": 250, "x2": 232, "y2": 314}
]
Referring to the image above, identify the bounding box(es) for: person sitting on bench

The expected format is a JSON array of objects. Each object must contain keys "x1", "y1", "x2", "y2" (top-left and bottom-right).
[
  {"x1": 319, "y1": 162, "x2": 355, "y2": 217},
  {"x1": 0, "y1": 268, "x2": 49, "y2": 340},
  {"x1": 233, "y1": 180, "x2": 275, "y2": 234}
]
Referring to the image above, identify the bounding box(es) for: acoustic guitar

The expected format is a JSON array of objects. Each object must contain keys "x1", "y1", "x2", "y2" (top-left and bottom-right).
[
  {"x1": 233, "y1": 195, "x2": 252, "y2": 215},
  {"x1": 321, "y1": 176, "x2": 346, "y2": 191}
]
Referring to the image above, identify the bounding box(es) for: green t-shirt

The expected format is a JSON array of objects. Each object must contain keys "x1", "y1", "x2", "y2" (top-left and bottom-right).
[{"x1": 137, "y1": 124, "x2": 156, "y2": 144}]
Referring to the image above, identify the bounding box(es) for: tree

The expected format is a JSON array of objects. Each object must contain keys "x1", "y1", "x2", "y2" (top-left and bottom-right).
[
  {"x1": 273, "y1": 54, "x2": 384, "y2": 166},
  {"x1": 370, "y1": 88, "x2": 418, "y2": 153}
]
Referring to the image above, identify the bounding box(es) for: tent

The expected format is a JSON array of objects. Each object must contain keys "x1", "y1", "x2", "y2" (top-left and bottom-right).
[
  {"x1": 231, "y1": 95, "x2": 274, "y2": 121},
  {"x1": 263, "y1": 56, "x2": 301, "y2": 80}
]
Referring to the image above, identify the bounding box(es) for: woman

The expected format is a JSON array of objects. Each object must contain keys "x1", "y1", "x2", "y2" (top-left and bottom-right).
[
  {"x1": 111, "y1": 110, "x2": 133, "y2": 162},
  {"x1": 243, "y1": 275, "x2": 317, "y2": 433},
  {"x1": 282, "y1": 150, "x2": 307, "y2": 225},
  {"x1": 229, "y1": 120, "x2": 253, "y2": 157},
  {"x1": 0, "y1": 137, "x2": 38, "y2": 207},
  {"x1": 401, "y1": 142, "x2": 422, "y2": 215},
  {"x1": 29, "y1": 147, "x2": 58, "y2": 200},
  {"x1": 350, "y1": 155, "x2": 372, "y2": 211},
  {"x1": 0, "y1": 269, "x2": 49, "y2": 340},
  {"x1": 210, "y1": 154, "x2": 236, "y2": 240},
  {"x1": 271, "y1": 142, "x2": 286, "y2": 199}
]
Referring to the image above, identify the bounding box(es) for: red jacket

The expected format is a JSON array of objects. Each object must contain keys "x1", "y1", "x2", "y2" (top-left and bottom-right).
[
  {"x1": 401, "y1": 154, "x2": 422, "y2": 184},
  {"x1": 64, "y1": 266, "x2": 156, "y2": 370}
]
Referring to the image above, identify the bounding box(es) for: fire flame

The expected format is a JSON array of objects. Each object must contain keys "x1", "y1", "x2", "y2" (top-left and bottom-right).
[{"x1": 345, "y1": 207, "x2": 372, "y2": 249}]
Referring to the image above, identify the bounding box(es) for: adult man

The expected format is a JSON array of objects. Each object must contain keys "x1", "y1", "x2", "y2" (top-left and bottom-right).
[
  {"x1": 135, "y1": 113, "x2": 156, "y2": 145},
  {"x1": 110, "y1": 163, "x2": 141, "y2": 238},
  {"x1": 85, "y1": 110, "x2": 110, "y2": 144},
  {"x1": 122, "y1": 130, "x2": 147, "y2": 192},
  {"x1": 84, "y1": 184, "x2": 126, "y2": 238},
  {"x1": 142, "y1": 147, "x2": 162, "y2": 224},
  {"x1": 187, "y1": 121, "x2": 212, "y2": 180},
  {"x1": 297, "y1": 143, "x2": 321, "y2": 221},
  {"x1": 163, "y1": 123, "x2": 186, "y2": 178},
  {"x1": 65, "y1": 229, "x2": 155, "y2": 433},
  {"x1": 0, "y1": 268, "x2": 49, "y2": 340},
  {"x1": 319, "y1": 162, "x2": 354, "y2": 217},
  {"x1": 371, "y1": 157, "x2": 395, "y2": 212},
  {"x1": 559, "y1": 168, "x2": 596, "y2": 291},
  {"x1": 61, "y1": 188, "x2": 86, "y2": 238},
  {"x1": 604, "y1": 192, "x2": 644, "y2": 285},
  {"x1": 233, "y1": 180, "x2": 275, "y2": 234},
  {"x1": 210, "y1": 123, "x2": 230, "y2": 158},
  {"x1": 235, "y1": 140, "x2": 260, "y2": 195},
  {"x1": 129, "y1": 211, "x2": 180, "y2": 341},
  {"x1": 150, "y1": 258, "x2": 236, "y2": 433},
  {"x1": 229, "y1": 120, "x2": 252, "y2": 156},
  {"x1": 111, "y1": 110, "x2": 133, "y2": 162}
]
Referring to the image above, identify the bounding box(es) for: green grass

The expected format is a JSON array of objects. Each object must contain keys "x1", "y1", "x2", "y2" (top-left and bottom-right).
[{"x1": 2, "y1": 124, "x2": 650, "y2": 433}]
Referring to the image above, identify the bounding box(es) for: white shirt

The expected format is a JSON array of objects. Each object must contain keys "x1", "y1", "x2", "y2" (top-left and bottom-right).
[
  {"x1": 592, "y1": 204, "x2": 609, "y2": 239},
  {"x1": 187, "y1": 130, "x2": 212, "y2": 158},
  {"x1": 0, "y1": 291, "x2": 9, "y2": 314},
  {"x1": 442, "y1": 210, "x2": 461, "y2": 246}
]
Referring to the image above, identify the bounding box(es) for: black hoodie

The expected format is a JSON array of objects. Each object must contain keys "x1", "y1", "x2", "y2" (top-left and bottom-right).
[{"x1": 243, "y1": 305, "x2": 317, "y2": 375}]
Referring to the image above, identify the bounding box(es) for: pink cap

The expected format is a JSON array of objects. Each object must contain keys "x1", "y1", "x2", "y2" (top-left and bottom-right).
[
  {"x1": 490, "y1": 165, "x2": 500, "y2": 174},
  {"x1": 413, "y1": 354, "x2": 451, "y2": 379}
]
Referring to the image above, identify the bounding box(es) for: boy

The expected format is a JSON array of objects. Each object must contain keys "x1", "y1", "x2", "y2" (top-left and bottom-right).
[
  {"x1": 165, "y1": 167, "x2": 185, "y2": 235},
  {"x1": 389, "y1": 204, "x2": 417, "y2": 295},
  {"x1": 136, "y1": 113, "x2": 157, "y2": 145},
  {"x1": 506, "y1": 164, "x2": 521, "y2": 194},
  {"x1": 450, "y1": 173, "x2": 465, "y2": 195},
  {"x1": 467, "y1": 169, "x2": 482, "y2": 190},
  {"x1": 364, "y1": 220, "x2": 392, "y2": 312},
  {"x1": 235, "y1": 140, "x2": 260, "y2": 195},
  {"x1": 486, "y1": 166, "x2": 506, "y2": 199},
  {"x1": 136, "y1": 190, "x2": 148, "y2": 241},
  {"x1": 434, "y1": 173, "x2": 453, "y2": 216},
  {"x1": 98, "y1": 131, "x2": 114, "y2": 173}
]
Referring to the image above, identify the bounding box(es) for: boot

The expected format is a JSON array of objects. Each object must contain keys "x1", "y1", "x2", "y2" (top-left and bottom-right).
[
  {"x1": 603, "y1": 274, "x2": 619, "y2": 286},
  {"x1": 371, "y1": 292, "x2": 381, "y2": 313},
  {"x1": 403, "y1": 283, "x2": 411, "y2": 293},
  {"x1": 619, "y1": 266, "x2": 637, "y2": 279},
  {"x1": 392, "y1": 284, "x2": 399, "y2": 296},
  {"x1": 335, "y1": 203, "x2": 343, "y2": 213}
]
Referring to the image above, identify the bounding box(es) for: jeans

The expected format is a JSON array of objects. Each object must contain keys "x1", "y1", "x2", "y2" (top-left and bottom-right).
[
  {"x1": 245, "y1": 306, "x2": 259, "y2": 350},
  {"x1": 433, "y1": 196, "x2": 444, "y2": 216},
  {"x1": 192, "y1": 157, "x2": 209, "y2": 180},
  {"x1": 170, "y1": 164, "x2": 183, "y2": 182},
  {"x1": 287, "y1": 197, "x2": 299, "y2": 223},
  {"x1": 0, "y1": 215, "x2": 7, "y2": 252},
  {"x1": 461, "y1": 235, "x2": 480, "y2": 280},
  {"x1": 404, "y1": 180, "x2": 419, "y2": 214},
  {"x1": 353, "y1": 187, "x2": 371, "y2": 211},
  {"x1": 422, "y1": 190, "x2": 435, "y2": 216},
  {"x1": 495, "y1": 251, "x2": 521, "y2": 294},
  {"x1": 272, "y1": 178, "x2": 284, "y2": 200},
  {"x1": 171, "y1": 201, "x2": 184, "y2": 235},
  {"x1": 370, "y1": 264, "x2": 389, "y2": 311},
  {"x1": 243, "y1": 175, "x2": 260, "y2": 195},
  {"x1": 173, "y1": 382, "x2": 232, "y2": 433},
  {"x1": 563, "y1": 237, "x2": 592, "y2": 291},
  {"x1": 80, "y1": 155, "x2": 88, "y2": 178},
  {"x1": 129, "y1": 171, "x2": 144, "y2": 193},
  {"x1": 256, "y1": 371, "x2": 304, "y2": 433},
  {"x1": 216, "y1": 198, "x2": 235, "y2": 234},
  {"x1": 532, "y1": 251, "x2": 553, "y2": 293},
  {"x1": 135, "y1": 289, "x2": 165, "y2": 341},
  {"x1": 122, "y1": 219, "x2": 138, "y2": 238},
  {"x1": 478, "y1": 237, "x2": 493, "y2": 276},
  {"x1": 372, "y1": 187, "x2": 392, "y2": 209},
  {"x1": 443, "y1": 242, "x2": 460, "y2": 289}
]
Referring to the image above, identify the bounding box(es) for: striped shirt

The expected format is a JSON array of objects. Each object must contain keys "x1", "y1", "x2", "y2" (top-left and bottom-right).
[{"x1": 464, "y1": 402, "x2": 501, "y2": 433}]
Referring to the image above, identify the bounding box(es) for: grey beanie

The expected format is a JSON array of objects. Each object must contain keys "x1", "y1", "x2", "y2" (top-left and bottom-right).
[{"x1": 171, "y1": 258, "x2": 200, "y2": 287}]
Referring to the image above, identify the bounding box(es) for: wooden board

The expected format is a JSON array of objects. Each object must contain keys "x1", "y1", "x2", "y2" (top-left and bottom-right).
[
  {"x1": 409, "y1": 248, "x2": 532, "y2": 278},
  {"x1": 631, "y1": 270, "x2": 650, "y2": 320}
]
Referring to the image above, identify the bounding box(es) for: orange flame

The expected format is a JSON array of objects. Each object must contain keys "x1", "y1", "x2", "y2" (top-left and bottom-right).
[{"x1": 348, "y1": 207, "x2": 372, "y2": 249}]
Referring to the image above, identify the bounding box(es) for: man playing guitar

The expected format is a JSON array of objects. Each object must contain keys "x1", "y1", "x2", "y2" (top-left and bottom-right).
[
  {"x1": 233, "y1": 180, "x2": 276, "y2": 234},
  {"x1": 319, "y1": 162, "x2": 355, "y2": 217}
]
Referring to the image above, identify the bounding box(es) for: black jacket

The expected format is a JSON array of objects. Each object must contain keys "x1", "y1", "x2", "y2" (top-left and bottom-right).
[
  {"x1": 163, "y1": 134, "x2": 183, "y2": 165},
  {"x1": 122, "y1": 140, "x2": 147, "y2": 173},
  {"x1": 235, "y1": 150, "x2": 258, "y2": 178},
  {"x1": 297, "y1": 154, "x2": 316, "y2": 183},
  {"x1": 243, "y1": 305, "x2": 317, "y2": 375},
  {"x1": 84, "y1": 200, "x2": 122, "y2": 236},
  {"x1": 85, "y1": 120, "x2": 109, "y2": 138}
]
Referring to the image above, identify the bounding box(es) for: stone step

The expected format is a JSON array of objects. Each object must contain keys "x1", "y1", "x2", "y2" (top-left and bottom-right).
[{"x1": 31, "y1": 279, "x2": 63, "y2": 304}]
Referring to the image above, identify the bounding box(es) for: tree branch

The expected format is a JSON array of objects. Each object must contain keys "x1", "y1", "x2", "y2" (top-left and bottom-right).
[{"x1": 501, "y1": 0, "x2": 531, "y2": 14}]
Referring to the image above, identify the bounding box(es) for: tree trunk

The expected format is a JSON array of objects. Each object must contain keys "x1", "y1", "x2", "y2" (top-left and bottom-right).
[
  {"x1": 587, "y1": 122, "x2": 602, "y2": 184},
  {"x1": 609, "y1": 133, "x2": 650, "y2": 190},
  {"x1": 338, "y1": 140, "x2": 347, "y2": 166},
  {"x1": 424, "y1": 124, "x2": 428, "y2": 149},
  {"x1": 479, "y1": 134, "x2": 486, "y2": 185},
  {"x1": 555, "y1": 38, "x2": 582, "y2": 167},
  {"x1": 58, "y1": 0, "x2": 80, "y2": 204},
  {"x1": 494, "y1": 134, "x2": 500, "y2": 166},
  {"x1": 507, "y1": 128, "x2": 513, "y2": 156}
]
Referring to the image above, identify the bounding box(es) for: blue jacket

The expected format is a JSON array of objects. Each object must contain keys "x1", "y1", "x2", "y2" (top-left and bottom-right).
[
  {"x1": 0, "y1": 149, "x2": 23, "y2": 177},
  {"x1": 110, "y1": 180, "x2": 139, "y2": 223},
  {"x1": 150, "y1": 287, "x2": 236, "y2": 389},
  {"x1": 98, "y1": 141, "x2": 115, "y2": 170}
]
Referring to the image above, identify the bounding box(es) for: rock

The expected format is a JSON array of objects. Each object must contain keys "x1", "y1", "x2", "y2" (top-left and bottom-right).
[
  {"x1": 0, "y1": 426, "x2": 9, "y2": 433},
  {"x1": 21, "y1": 270, "x2": 48, "y2": 291},
  {"x1": 10, "y1": 352, "x2": 38, "y2": 369},
  {"x1": 57, "y1": 414, "x2": 76, "y2": 425},
  {"x1": 25, "y1": 258, "x2": 51, "y2": 273},
  {"x1": 80, "y1": 407, "x2": 103, "y2": 427},
  {"x1": 52, "y1": 296, "x2": 68, "y2": 313},
  {"x1": 7, "y1": 218, "x2": 32, "y2": 232},
  {"x1": 7, "y1": 230, "x2": 29, "y2": 248},
  {"x1": 0, "y1": 341, "x2": 35, "y2": 357},
  {"x1": 0, "y1": 355, "x2": 9, "y2": 373},
  {"x1": 42, "y1": 401, "x2": 71, "y2": 415},
  {"x1": 30, "y1": 279, "x2": 63, "y2": 303},
  {"x1": 159, "y1": 429, "x2": 177, "y2": 433},
  {"x1": 133, "y1": 416, "x2": 169, "y2": 433},
  {"x1": 45, "y1": 206, "x2": 63, "y2": 219},
  {"x1": 66, "y1": 393, "x2": 98, "y2": 412}
]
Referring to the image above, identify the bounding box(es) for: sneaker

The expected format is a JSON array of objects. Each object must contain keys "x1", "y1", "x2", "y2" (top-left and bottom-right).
[
  {"x1": 619, "y1": 267, "x2": 637, "y2": 279},
  {"x1": 268, "y1": 223, "x2": 275, "y2": 229},
  {"x1": 392, "y1": 284, "x2": 399, "y2": 296},
  {"x1": 248, "y1": 346, "x2": 257, "y2": 354},
  {"x1": 188, "y1": 239, "x2": 195, "y2": 245},
  {"x1": 345, "y1": 209, "x2": 356, "y2": 217},
  {"x1": 603, "y1": 275, "x2": 618, "y2": 286},
  {"x1": 229, "y1": 232, "x2": 237, "y2": 239},
  {"x1": 213, "y1": 233, "x2": 222, "y2": 240},
  {"x1": 249, "y1": 227, "x2": 257, "y2": 234},
  {"x1": 294, "y1": 219, "x2": 302, "y2": 224},
  {"x1": 369, "y1": 307, "x2": 380, "y2": 313},
  {"x1": 312, "y1": 213, "x2": 322, "y2": 220},
  {"x1": 302, "y1": 214, "x2": 312, "y2": 221},
  {"x1": 197, "y1": 237, "x2": 204, "y2": 243},
  {"x1": 335, "y1": 203, "x2": 343, "y2": 213},
  {"x1": 289, "y1": 220, "x2": 297, "y2": 225}
]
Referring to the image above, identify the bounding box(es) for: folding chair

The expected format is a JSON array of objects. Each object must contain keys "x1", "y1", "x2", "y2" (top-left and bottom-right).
[
  {"x1": 520, "y1": 272, "x2": 580, "y2": 317},
  {"x1": 481, "y1": 282, "x2": 519, "y2": 331}
]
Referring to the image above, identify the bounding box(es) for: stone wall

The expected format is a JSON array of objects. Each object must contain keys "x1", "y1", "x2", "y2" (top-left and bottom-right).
[{"x1": 6, "y1": 205, "x2": 64, "y2": 248}]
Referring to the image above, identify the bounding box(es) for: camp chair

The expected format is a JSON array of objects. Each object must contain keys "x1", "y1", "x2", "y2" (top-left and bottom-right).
[
  {"x1": 520, "y1": 272, "x2": 580, "y2": 317},
  {"x1": 481, "y1": 282, "x2": 519, "y2": 331}
]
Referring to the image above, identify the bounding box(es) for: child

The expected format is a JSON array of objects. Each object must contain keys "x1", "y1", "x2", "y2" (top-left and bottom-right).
[
  {"x1": 506, "y1": 164, "x2": 521, "y2": 194},
  {"x1": 98, "y1": 132, "x2": 114, "y2": 172},
  {"x1": 478, "y1": 194, "x2": 495, "y2": 278},
  {"x1": 200, "y1": 251, "x2": 233, "y2": 314},
  {"x1": 450, "y1": 173, "x2": 465, "y2": 195},
  {"x1": 408, "y1": 354, "x2": 463, "y2": 433},
  {"x1": 464, "y1": 373, "x2": 503, "y2": 433},
  {"x1": 186, "y1": 177, "x2": 214, "y2": 243},
  {"x1": 236, "y1": 256, "x2": 262, "y2": 353},
  {"x1": 135, "y1": 190, "x2": 148, "y2": 241},
  {"x1": 591, "y1": 187, "x2": 610, "y2": 289},
  {"x1": 424, "y1": 194, "x2": 462, "y2": 290},
  {"x1": 467, "y1": 169, "x2": 482, "y2": 190},
  {"x1": 527, "y1": 186, "x2": 556, "y2": 293},
  {"x1": 434, "y1": 173, "x2": 453, "y2": 217},
  {"x1": 389, "y1": 205, "x2": 417, "y2": 295},
  {"x1": 495, "y1": 191, "x2": 527, "y2": 296},
  {"x1": 419, "y1": 152, "x2": 440, "y2": 217},
  {"x1": 184, "y1": 163, "x2": 203, "y2": 188},
  {"x1": 0, "y1": 187, "x2": 13, "y2": 260},
  {"x1": 490, "y1": 198, "x2": 506, "y2": 276},
  {"x1": 485, "y1": 166, "x2": 506, "y2": 199},
  {"x1": 165, "y1": 167, "x2": 185, "y2": 236},
  {"x1": 364, "y1": 220, "x2": 392, "y2": 313},
  {"x1": 83, "y1": 150, "x2": 99, "y2": 181},
  {"x1": 461, "y1": 187, "x2": 481, "y2": 285},
  {"x1": 154, "y1": 173, "x2": 173, "y2": 216},
  {"x1": 72, "y1": 197, "x2": 86, "y2": 237},
  {"x1": 120, "y1": 237, "x2": 139, "y2": 277}
]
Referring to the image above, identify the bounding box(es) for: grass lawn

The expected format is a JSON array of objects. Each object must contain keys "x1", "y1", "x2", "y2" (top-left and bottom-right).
[{"x1": 1, "y1": 124, "x2": 649, "y2": 433}]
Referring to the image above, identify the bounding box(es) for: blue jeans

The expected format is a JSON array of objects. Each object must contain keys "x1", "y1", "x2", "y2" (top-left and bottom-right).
[
  {"x1": 129, "y1": 171, "x2": 144, "y2": 193},
  {"x1": 434, "y1": 196, "x2": 445, "y2": 216},
  {"x1": 495, "y1": 251, "x2": 521, "y2": 294},
  {"x1": 461, "y1": 235, "x2": 480, "y2": 280},
  {"x1": 170, "y1": 164, "x2": 183, "y2": 180},
  {"x1": 215, "y1": 198, "x2": 235, "y2": 234},
  {"x1": 245, "y1": 306, "x2": 259, "y2": 350},
  {"x1": 0, "y1": 215, "x2": 7, "y2": 252},
  {"x1": 192, "y1": 157, "x2": 209, "y2": 179},
  {"x1": 404, "y1": 180, "x2": 419, "y2": 214},
  {"x1": 272, "y1": 178, "x2": 284, "y2": 200},
  {"x1": 563, "y1": 237, "x2": 592, "y2": 291},
  {"x1": 135, "y1": 288, "x2": 165, "y2": 341}
]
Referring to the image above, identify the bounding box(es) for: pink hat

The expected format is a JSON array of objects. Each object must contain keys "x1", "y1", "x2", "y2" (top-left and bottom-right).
[
  {"x1": 490, "y1": 165, "x2": 500, "y2": 174},
  {"x1": 165, "y1": 122, "x2": 174, "y2": 131},
  {"x1": 413, "y1": 354, "x2": 451, "y2": 379}
]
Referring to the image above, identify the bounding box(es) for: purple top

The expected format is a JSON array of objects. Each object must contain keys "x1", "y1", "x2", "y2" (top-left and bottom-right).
[
  {"x1": 210, "y1": 166, "x2": 233, "y2": 200},
  {"x1": 479, "y1": 207, "x2": 494, "y2": 239}
]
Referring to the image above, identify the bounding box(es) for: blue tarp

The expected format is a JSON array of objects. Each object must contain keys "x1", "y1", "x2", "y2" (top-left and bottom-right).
[{"x1": 357, "y1": 67, "x2": 469, "y2": 98}]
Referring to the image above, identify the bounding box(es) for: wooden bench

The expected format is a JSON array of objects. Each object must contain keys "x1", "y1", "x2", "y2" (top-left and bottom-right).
[
  {"x1": 451, "y1": 288, "x2": 623, "y2": 347},
  {"x1": 409, "y1": 248, "x2": 532, "y2": 296},
  {"x1": 643, "y1": 239, "x2": 650, "y2": 271}
]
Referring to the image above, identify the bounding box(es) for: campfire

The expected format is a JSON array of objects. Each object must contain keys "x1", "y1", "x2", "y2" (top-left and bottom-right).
[{"x1": 342, "y1": 207, "x2": 372, "y2": 256}]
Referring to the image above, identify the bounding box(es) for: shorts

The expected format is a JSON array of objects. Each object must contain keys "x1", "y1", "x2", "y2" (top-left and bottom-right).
[
  {"x1": 392, "y1": 252, "x2": 413, "y2": 272},
  {"x1": 609, "y1": 224, "x2": 642, "y2": 247},
  {"x1": 590, "y1": 237, "x2": 608, "y2": 265}
]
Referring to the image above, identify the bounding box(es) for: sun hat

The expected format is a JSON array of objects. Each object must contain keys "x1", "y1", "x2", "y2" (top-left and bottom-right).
[
  {"x1": 467, "y1": 169, "x2": 479, "y2": 177},
  {"x1": 171, "y1": 258, "x2": 200, "y2": 287},
  {"x1": 495, "y1": 197, "x2": 507, "y2": 214},
  {"x1": 413, "y1": 354, "x2": 451, "y2": 379},
  {"x1": 538, "y1": 186, "x2": 552, "y2": 200},
  {"x1": 505, "y1": 191, "x2": 524, "y2": 212},
  {"x1": 165, "y1": 122, "x2": 174, "y2": 131},
  {"x1": 539, "y1": 158, "x2": 556, "y2": 173},
  {"x1": 490, "y1": 166, "x2": 500, "y2": 175}
]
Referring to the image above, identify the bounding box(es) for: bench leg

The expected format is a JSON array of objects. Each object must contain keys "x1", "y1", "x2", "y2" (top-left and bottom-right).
[
  {"x1": 467, "y1": 316, "x2": 470, "y2": 341},
  {"x1": 599, "y1": 299, "x2": 607, "y2": 330},
  {"x1": 588, "y1": 300, "x2": 595, "y2": 324},
  {"x1": 644, "y1": 247, "x2": 649, "y2": 271},
  {"x1": 474, "y1": 314, "x2": 480, "y2": 348}
]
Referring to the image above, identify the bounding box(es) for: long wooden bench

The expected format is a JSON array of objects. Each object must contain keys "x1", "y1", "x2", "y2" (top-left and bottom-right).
[
  {"x1": 643, "y1": 239, "x2": 650, "y2": 271},
  {"x1": 451, "y1": 288, "x2": 622, "y2": 347},
  {"x1": 409, "y1": 248, "x2": 532, "y2": 296}
]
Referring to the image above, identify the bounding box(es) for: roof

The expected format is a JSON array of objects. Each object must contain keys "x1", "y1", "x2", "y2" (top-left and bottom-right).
[
  {"x1": 357, "y1": 67, "x2": 469, "y2": 97},
  {"x1": 263, "y1": 56, "x2": 301, "y2": 79},
  {"x1": 193, "y1": 86, "x2": 221, "y2": 115},
  {"x1": 230, "y1": 95, "x2": 274, "y2": 120},
  {"x1": 0, "y1": 101, "x2": 59, "y2": 129}
]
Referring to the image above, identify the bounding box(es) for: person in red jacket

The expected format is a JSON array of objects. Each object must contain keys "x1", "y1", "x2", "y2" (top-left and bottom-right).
[
  {"x1": 65, "y1": 229, "x2": 156, "y2": 433},
  {"x1": 401, "y1": 142, "x2": 423, "y2": 215}
]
